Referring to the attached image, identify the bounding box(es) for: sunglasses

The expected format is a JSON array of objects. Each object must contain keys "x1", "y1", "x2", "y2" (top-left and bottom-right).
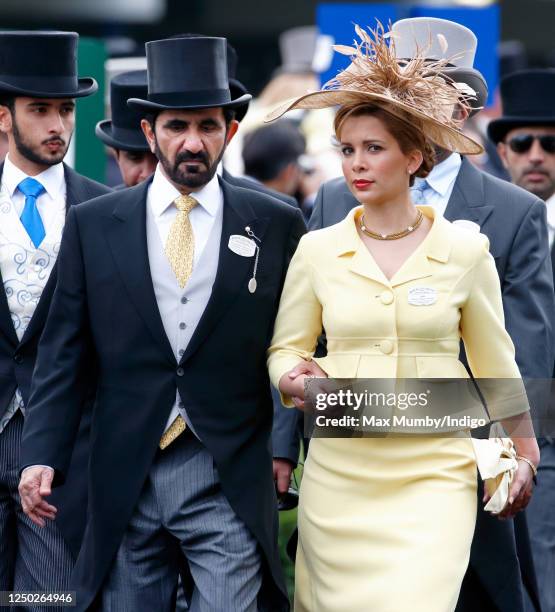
[{"x1": 506, "y1": 134, "x2": 555, "y2": 154}]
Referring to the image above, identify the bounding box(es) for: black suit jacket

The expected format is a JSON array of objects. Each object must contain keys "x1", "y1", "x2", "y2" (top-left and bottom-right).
[
  {"x1": 21, "y1": 177, "x2": 305, "y2": 612},
  {"x1": 0, "y1": 162, "x2": 111, "y2": 556},
  {"x1": 223, "y1": 168, "x2": 303, "y2": 464},
  {"x1": 309, "y1": 157, "x2": 554, "y2": 612}
]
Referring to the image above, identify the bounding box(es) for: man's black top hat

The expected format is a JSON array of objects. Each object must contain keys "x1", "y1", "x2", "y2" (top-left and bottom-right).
[
  {"x1": 96, "y1": 71, "x2": 150, "y2": 152},
  {"x1": 224, "y1": 42, "x2": 250, "y2": 122},
  {"x1": 488, "y1": 69, "x2": 555, "y2": 143},
  {"x1": 127, "y1": 37, "x2": 251, "y2": 114},
  {"x1": 0, "y1": 31, "x2": 97, "y2": 98}
]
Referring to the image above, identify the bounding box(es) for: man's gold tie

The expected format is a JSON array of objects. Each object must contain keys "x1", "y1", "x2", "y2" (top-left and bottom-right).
[
  {"x1": 160, "y1": 194, "x2": 197, "y2": 450},
  {"x1": 165, "y1": 194, "x2": 198, "y2": 288}
]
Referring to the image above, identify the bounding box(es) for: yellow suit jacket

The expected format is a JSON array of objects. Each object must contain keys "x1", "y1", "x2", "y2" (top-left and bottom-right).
[{"x1": 268, "y1": 206, "x2": 528, "y2": 420}]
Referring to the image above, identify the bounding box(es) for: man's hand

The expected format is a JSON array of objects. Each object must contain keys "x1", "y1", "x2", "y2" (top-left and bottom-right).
[
  {"x1": 18, "y1": 466, "x2": 57, "y2": 527},
  {"x1": 273, "y1": 458, "x2": 295, "y2": 495}
]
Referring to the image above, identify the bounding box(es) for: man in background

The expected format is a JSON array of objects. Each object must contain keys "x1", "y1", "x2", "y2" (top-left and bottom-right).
[
  {"x1": 96, "y1": 70, "x2": 157, "y2": 188},
  {"x1": 488, "y1": 68, "x2": 555, "y2": 612},
  {"x1": 242, "y1": 121, "x2": 306, "y2": 197}
]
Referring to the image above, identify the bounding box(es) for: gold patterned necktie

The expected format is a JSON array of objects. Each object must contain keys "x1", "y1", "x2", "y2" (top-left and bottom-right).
[
  {"x1": 165, "y1": 194, "x2": 198, "y2": 288},
  {"x1": 159, "y1": 194, "x2": 198, "y2": 450}
]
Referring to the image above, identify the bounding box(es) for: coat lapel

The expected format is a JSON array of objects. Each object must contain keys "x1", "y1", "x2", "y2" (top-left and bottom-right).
[
  {"x1": 0, "y1": 163, "x2": 19, "y2": 347},
  {"x1": 180, "y1": 178, "x2": 269, "y2": 365},
  {"x1": 105, "y1": 179, "x2": 175, "y2": 364},
  {"x1": 444, "y1": 157, "x2": 494, "y2": 228}
]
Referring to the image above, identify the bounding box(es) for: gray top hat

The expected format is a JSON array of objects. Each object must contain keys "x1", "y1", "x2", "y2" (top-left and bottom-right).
[
  {"x1": 391, "y1": 17, "x2": 488, "y2": 114},
  {"x1": 275, "y1": 26, "x2": 318, "y2": 75}
]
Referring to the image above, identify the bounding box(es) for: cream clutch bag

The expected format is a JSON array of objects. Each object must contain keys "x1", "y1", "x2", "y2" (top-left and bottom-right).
[{"x1": 470, "y1": 423, "x2": 518, "y2": 514}]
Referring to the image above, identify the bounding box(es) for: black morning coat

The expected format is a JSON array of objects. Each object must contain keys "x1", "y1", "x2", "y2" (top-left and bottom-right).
[
  {"x1": 20, "y1": 176, "x2": 306, "y2": 611},
  {"x1": 0, "y1": 162, "x2": 111, "y2": 556}
]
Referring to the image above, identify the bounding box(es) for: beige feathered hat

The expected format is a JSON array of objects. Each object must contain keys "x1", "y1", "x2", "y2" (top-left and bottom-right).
[{"x1": 265, "y1": 23, "x2": 483, "y2": 155}]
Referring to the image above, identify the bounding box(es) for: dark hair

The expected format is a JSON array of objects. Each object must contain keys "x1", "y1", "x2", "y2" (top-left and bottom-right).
[
  {"x1": 334, "y1": 103, "x2": 435, "y2": 186},
  {"x1": 0, "y1": 95, "x2": 15, "y2": 114},
  {"x1": 242, "y1": 120, "x2": 305, "y2": 182}
]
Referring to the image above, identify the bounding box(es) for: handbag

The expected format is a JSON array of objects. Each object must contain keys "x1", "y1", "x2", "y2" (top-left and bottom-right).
[{"x1": 470, "y1": 422, "x2": 518, "y2": 514}]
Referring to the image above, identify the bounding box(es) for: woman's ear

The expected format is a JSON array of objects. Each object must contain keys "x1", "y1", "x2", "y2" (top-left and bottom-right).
[{"x1": 407, "y1": 149, "x2": 424, "y2": 175}]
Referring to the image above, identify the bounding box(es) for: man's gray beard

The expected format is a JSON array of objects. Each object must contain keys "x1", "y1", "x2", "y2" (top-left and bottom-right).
[{"x1": 155, "y1": 140, "x2": 225, "y2": 190}]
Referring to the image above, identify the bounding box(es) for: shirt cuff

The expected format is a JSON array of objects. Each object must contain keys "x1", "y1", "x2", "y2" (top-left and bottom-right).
[{"x1": 22, "y1": 465, "x2": 54, "y2": 474}]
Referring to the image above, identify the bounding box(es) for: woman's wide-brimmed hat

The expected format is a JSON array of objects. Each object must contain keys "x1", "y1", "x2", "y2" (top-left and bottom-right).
[
  {"x1": 127, "y1": 37, "x2": 251, "y2": 113},
  {"x1": 95, "y1": 70, "x2": 150, "y2": 152},
  {"x1": 265, "y1": 23, "x2": 483, "y2": 155},
  {"x1": 0, "y1": 31, "x2": 97, "y2": 98}
]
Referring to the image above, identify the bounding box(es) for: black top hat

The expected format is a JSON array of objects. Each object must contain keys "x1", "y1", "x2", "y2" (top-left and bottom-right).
[
  {"x1": 0, "y1": 31, "x2": 97, "y2": 98},
  {"x1": 128, "y1": 37, "x2": 252, "y2": 114},
  {"x1": 488, "y1": 69, "x2": 555, "y2": 143},
  {"x1": 225, "y1": 43, "x2": 250, "y2": 122},
  {"x1": 166, "y1": 33, "x2": 251, "y2": 122},
  {"x1": 95, "y1": 71, "x2": 150, "y2": 152}
]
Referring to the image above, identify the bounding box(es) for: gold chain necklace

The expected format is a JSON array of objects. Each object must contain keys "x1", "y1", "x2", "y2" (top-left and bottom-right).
[{"x1": 359, "y1": 210, "x2": 424, "y2": 241}]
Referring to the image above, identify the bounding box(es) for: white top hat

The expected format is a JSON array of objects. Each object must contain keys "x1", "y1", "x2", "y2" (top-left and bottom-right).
[{"x1": 392, "y1": 17, "x2": 477, "y2": 69}]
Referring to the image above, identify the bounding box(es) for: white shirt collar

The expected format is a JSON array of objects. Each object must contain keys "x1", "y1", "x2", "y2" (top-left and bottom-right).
[
  {"x1": 419, "y1": 153, "x2": 462, "y2": 197},
  {"x1": 2, "y1": 154, "x2": 65, "y2": 200},
  {"x1": 546, "y1": 192, "x2": 555, "y2": 230},
  {"x1": 150, "y1": 164, "x2": 221, "y2": 218}
]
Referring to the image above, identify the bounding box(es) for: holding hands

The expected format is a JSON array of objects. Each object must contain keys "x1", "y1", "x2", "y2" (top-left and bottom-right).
[{"x1": 278, "y1": 360, "x2": 328, "y2": 410}]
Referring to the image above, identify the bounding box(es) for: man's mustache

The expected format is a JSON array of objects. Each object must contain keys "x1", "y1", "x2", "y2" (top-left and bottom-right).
[
  {"x1": 522, "y1": 166, "x2": 549, "y2": 177},
  {"x1": 42, "y1": 136, "x2": 66, "y2": 146},
  {"x1": 175, "y1": 152, "x2": 209, "y2": 166}
]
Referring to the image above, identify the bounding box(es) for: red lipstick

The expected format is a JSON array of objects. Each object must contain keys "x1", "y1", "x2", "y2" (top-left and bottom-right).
[{"x1": 353, "y1": 179, "x2": 373, "y2": 189}]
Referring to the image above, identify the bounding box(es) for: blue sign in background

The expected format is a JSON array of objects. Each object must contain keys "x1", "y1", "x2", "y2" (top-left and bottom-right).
[
  {"x1": 317, "y1": 3, "x2": 401, "y2": 86},
  {"x1": 317, "y1": 3, "x2": 499, "y2": 106}
]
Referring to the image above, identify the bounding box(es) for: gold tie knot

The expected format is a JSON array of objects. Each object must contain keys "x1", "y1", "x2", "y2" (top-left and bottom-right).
[{"x1": 175, "y1": 194, "x2": 197, "y2": 215}]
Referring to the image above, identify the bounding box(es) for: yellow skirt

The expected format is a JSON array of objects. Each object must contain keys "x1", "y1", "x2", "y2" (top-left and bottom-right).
[{"x1": 295, "y1": 436, "x2": 477, "y2": 612}]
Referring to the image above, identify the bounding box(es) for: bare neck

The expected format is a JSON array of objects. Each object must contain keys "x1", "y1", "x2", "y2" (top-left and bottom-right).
[{"x1": 361, "y1": 194, "x2": 418, "y2": 234}]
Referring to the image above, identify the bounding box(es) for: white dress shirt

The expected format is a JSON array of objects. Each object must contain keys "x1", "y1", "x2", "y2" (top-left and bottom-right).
[
  {"x1": 146, "y1": 165, "x2": 223, "y2": 436},
  {"x1": 545, "y1": 193, "x2": 555, "y2": 248},
  {"x1": 2, "y1": 154, "x2": 66, "y2": 229},
  {"x1": 412, "y1": 153, "x2": 462, "y2": 217}
]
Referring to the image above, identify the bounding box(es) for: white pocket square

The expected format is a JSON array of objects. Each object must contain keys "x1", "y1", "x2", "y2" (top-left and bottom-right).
[{"x1": 452, "y1": 219, "x2": 481, "y2": 233}]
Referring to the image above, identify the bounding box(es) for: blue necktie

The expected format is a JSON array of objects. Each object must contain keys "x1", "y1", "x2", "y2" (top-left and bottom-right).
[
  {"x1": 411, "y1": 179, "x2": 431, "y2": 205},
  {"x1": 18, "y1": 177, "x2": 46, "y2": 248}
]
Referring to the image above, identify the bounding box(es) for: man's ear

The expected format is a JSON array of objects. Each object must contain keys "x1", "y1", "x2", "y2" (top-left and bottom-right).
[
  {"x1": 497, "y1": 142, "x2": 509, "y2": 169},
  {"x1": 141, "y1": 119, "x2": 157, "y2": 155},
  {"x1": 453, "y1": 103, "x2": 470, "y2": 124},
  {"x1": 225, "y1": 119, "x2": 240, "y2": 145},
  {"x1": 0, "y1": 105, "x2": 13, "y2": 135}
]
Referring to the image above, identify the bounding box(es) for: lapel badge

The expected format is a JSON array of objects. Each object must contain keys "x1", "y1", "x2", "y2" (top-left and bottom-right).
[{"x1": 408, "y1": 287, "x2": 437, "y2": 306}]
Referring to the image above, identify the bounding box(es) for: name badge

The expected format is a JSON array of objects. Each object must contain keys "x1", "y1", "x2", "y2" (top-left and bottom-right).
[
  {"x1": 228, "y1": 235, "x2": 256, "y2": 257},
  {"x1": 408, "y1": 287, "x2": 437, "y2": 306}
]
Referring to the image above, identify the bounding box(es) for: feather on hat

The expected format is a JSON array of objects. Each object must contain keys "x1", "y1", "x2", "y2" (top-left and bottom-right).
[{"x1": 265, "y1": 22, "x2": 483, "y2": 155}]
